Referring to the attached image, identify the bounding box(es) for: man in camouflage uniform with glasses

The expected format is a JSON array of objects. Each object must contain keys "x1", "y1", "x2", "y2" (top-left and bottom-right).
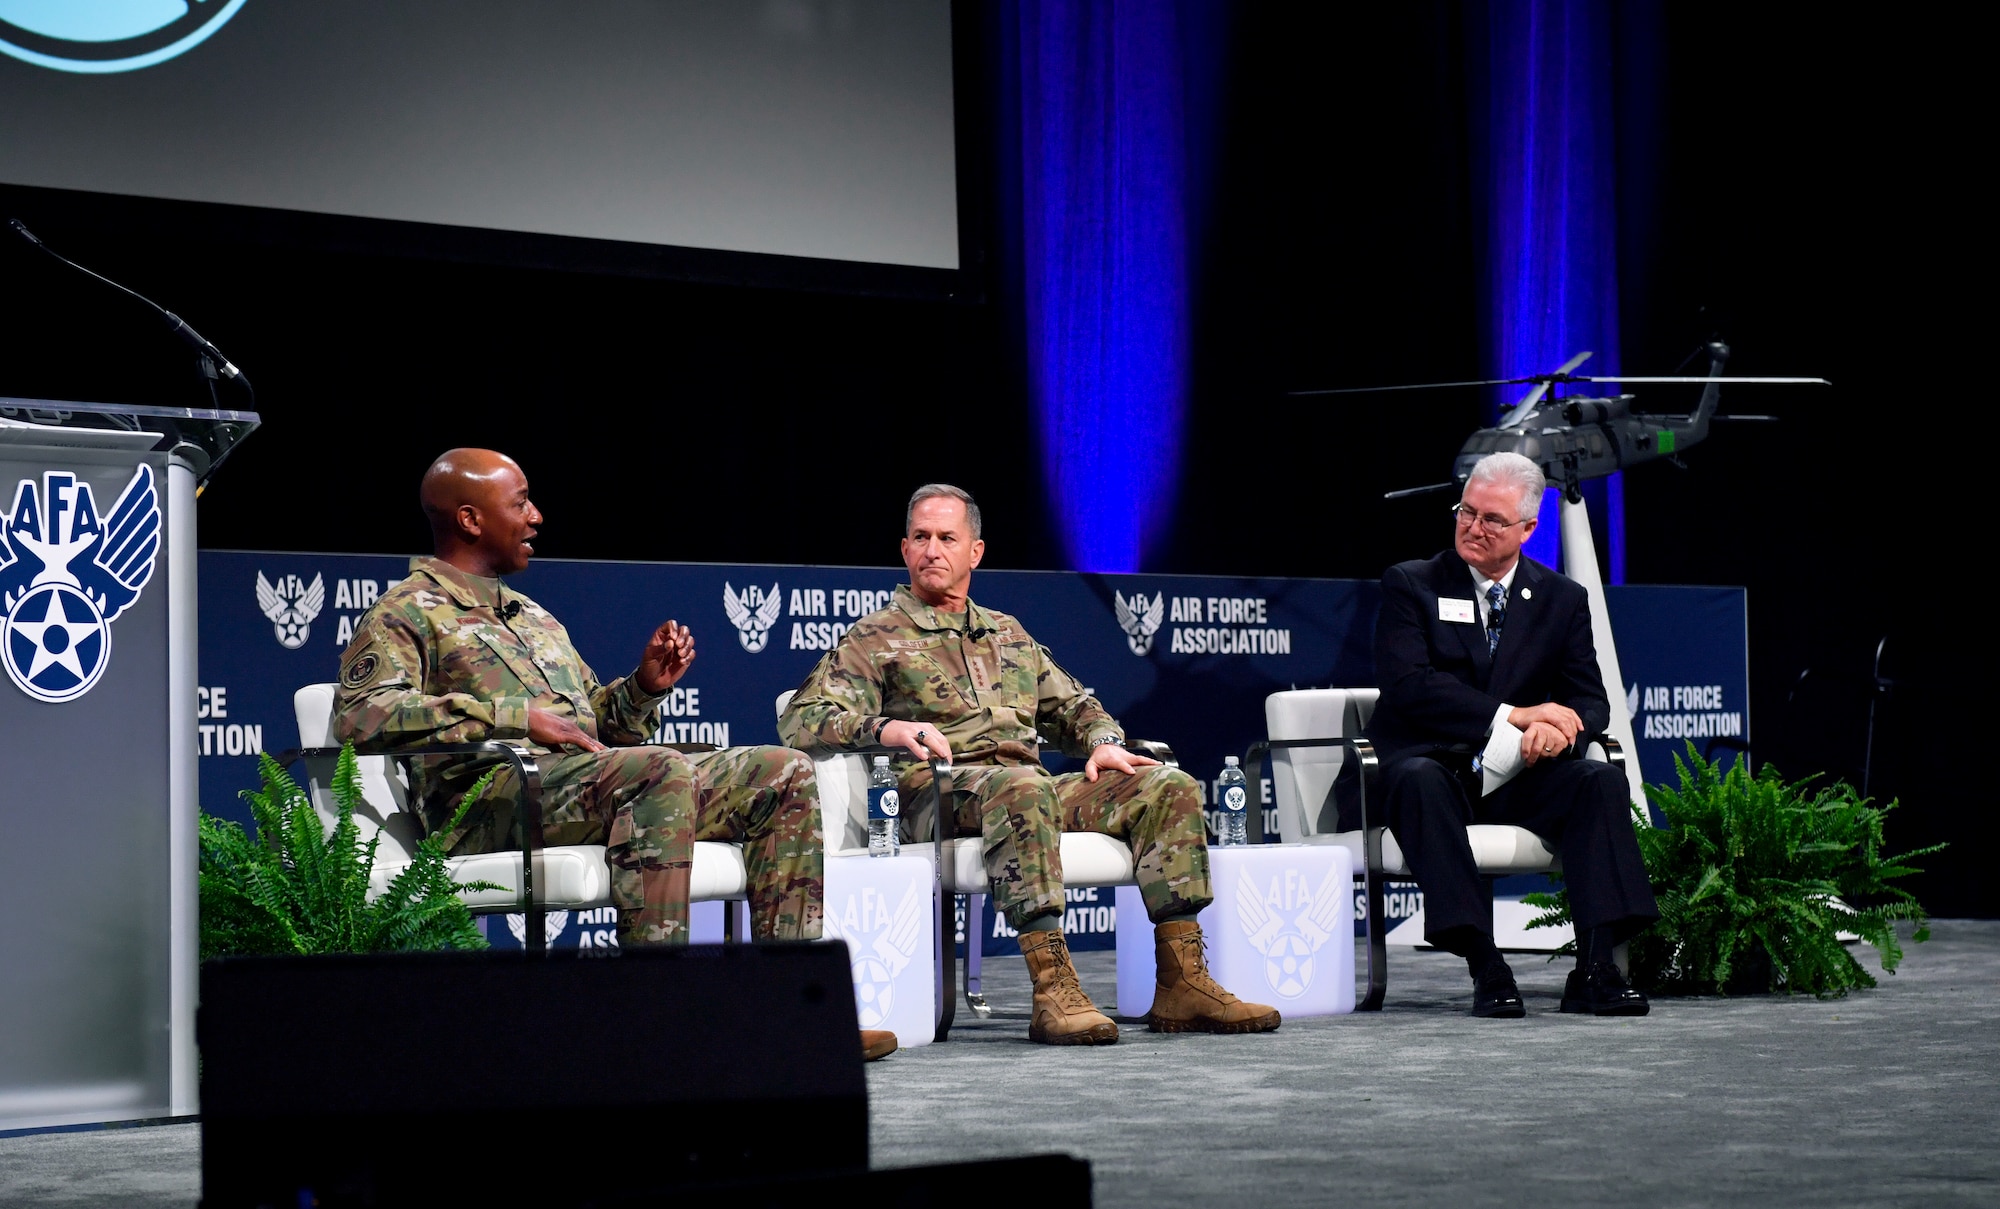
[
  {"x1": 779, "y1": 483, "x2": 1280, "y2": 1045},
  {"x1": 332, "y1": 448, "x2": 894, "y2": 1060}
]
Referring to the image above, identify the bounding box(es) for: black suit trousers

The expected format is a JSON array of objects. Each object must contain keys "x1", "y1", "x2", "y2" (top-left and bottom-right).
[{"x1": 1379, "y1": 751, "x2": 1658, "y2": 944}]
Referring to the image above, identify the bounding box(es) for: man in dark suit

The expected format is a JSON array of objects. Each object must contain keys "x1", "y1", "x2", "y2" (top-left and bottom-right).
[{"x1": 1364, "y1": 452, "x2": 1656, "y2": 1017}]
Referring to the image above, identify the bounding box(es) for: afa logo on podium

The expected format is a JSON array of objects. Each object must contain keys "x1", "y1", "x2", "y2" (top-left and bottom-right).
[
  {"x1": 0, "y1": 1, "x2": 249, "y2": 74},
  {"x1": 0, "y1": 466, "x2": 160, "y2": 703}
]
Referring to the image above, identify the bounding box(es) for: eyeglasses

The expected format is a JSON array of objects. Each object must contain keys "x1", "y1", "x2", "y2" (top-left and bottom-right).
[{"x1": 1451, "y1": 503, "x2": 1530, "y2": 534}]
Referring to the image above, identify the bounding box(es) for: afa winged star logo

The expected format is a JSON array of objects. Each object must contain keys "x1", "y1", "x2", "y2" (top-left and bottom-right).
[
  {"x1": 824, "y1": 879, "x2": 926, "y2": 1029},
  {"x1": 1235, "y1": 864, "x2": 1350, "y2": 1000},
  {"x1": 0, "y1": 466, "x2": 160, "y2": 703},
  {"x1": 1113, "y1": 589, "x2": 1165, "y2": 656},
  {"x1": 506, "y1": 910, "x2": 571, "y2": 948},
  {"x1": 257, "y1": 571, "x2": 326, "y2": 649},
  {"x1": 722, "y1": 581, "x2": 782, "y2": 653}
]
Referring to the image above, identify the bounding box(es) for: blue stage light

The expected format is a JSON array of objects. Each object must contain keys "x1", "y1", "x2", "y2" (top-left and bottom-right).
[
  {"x1": 1008, "y1": 0, "x2": 1203, "y2": 573},
  {"x1": 1476, "y1": 0, "x2": 1626, "y2": 582}
]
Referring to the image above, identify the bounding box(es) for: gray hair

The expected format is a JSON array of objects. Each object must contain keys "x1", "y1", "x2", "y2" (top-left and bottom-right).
[
  {"x1": 1465, "y1": 452, "x2": 1545, "y2": 523},
  {"x1": 906, "y1": 483, "x2": 982, "y2": 539}
]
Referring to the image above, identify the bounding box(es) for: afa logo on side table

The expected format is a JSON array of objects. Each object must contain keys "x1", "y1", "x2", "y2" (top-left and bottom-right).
[
  {"x1": 1235, "y1": 864, "x2": 1349, "y2": 1000},
  {"x1": 823, "y1": 879, "x2": 926, "y2": 1030},
  {"x1": 0, "y1": 466, "x2": 160, "y2": 703}
]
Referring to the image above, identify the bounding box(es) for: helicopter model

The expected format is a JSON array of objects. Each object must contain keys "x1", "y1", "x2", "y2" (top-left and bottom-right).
[{"x1": 1296, "y1": 341, "x2": 1829, "y2": 502}]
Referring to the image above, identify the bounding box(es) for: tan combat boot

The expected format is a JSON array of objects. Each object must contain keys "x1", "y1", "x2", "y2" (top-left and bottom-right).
[
  {"x1": 1018, "y1": 929, "x2": 1119, "y2": 1045},
  {"x1": 1147, "y1": 919, "x2": 1282, "y2": 1034}
]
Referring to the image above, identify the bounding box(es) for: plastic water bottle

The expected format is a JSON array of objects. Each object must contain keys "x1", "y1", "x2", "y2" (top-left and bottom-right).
[
  {"x1": 867, "y1": 755, "x2": 901, "y2": 857},
  {"x1": 1218, "y1": 756, "x2": 1249, "y2": 847}
]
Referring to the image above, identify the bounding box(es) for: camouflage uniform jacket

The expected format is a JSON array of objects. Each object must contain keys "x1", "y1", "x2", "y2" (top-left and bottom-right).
[
  {"x1": 331, "y1": 556, "x2": 665, "y2": 831},
  {"x1": 779, "y1": 584, "x2": 1122, "y2": 773}
]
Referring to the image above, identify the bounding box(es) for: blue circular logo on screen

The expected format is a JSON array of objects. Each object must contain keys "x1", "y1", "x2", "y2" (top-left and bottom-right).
[{"x1": 0, "y1": 0, "x2": 248, "y2": 74}]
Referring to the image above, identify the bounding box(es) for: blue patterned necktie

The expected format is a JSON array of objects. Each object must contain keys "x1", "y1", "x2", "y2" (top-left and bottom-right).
[{"x1": 1486, "y1": 582, "x2": 1506, "y2": 654}]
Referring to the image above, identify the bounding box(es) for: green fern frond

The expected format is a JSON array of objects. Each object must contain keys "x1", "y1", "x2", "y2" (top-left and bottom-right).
[
  {"x1": 1527, "y1": 742, "x2": 1942, "y2": 997},
  {"x1": 203, "y1": 742, "x2": 498, "y2": 958}
]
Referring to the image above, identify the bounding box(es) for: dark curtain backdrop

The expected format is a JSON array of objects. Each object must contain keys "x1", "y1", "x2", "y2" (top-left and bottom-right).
[{"x1": 1, "y1": 3, "x2": 1984, "y2": 912}]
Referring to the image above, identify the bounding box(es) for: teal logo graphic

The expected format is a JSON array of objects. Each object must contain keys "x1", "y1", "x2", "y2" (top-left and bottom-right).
[{"x1": 0, "y1": 1, "x2": 248, "y2": 74}]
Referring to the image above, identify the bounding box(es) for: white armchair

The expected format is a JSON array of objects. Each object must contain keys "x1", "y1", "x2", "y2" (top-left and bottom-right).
[
  {"x1": 1256, "y1": 687, "x2": 1624, "y2": 1010},
  {"x1": 289, "y1": 683, "x2": 748, "y2": 950}
]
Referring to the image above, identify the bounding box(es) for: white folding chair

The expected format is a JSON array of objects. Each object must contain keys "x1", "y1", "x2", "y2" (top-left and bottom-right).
[{"x1": 289, "y1": 683, "x2": 748, "y2": 950}]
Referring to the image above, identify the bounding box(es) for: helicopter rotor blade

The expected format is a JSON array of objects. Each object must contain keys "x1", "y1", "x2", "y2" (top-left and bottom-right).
[
  {"x1": 1288, "y1": 378, "x2": 1537, "y2": 396},
  {"x1": 1568, "y1": 375, "x2": 1831, "y2": 385},
  {"x1": 1498, "y1": 350, "x2": 1593, "y2": 428},
  {"x1": 1383, "y1": 482, "x2": 1458, "y2": 500}
]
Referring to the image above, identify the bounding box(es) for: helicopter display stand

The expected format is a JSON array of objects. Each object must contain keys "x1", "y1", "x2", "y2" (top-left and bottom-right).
[{"x1": 1557, "y1": 493, "x2": 1646, "y2": 812}]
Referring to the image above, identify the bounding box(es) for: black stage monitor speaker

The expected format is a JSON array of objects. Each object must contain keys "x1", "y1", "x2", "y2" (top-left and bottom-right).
[{"x1": 198, "y1": 943, "x2": 864, "y2": 1208}]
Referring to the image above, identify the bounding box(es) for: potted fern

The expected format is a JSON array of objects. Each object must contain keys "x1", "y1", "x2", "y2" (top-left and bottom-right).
[
  {"x1": 199, "y1": 745, "x2": 501, "y2": 957},
  {"x1": 1529, "y1": 743, "x2": 1943, "y2": 997}
]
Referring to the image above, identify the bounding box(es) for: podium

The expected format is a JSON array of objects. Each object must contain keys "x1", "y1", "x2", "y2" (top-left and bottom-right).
[{"x1": 0, "y1": 398, "x2": 257, "y2": 1130}]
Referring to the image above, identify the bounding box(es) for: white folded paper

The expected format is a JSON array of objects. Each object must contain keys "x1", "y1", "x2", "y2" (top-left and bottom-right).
[{"x1": 1479, "y1": 721, "x2": 1526, "y2": 796}]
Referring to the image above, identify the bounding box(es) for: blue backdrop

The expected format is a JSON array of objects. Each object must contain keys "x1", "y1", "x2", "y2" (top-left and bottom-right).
[{"x1": 198, "y1": 551, "x2": 1747, "y2": 949}]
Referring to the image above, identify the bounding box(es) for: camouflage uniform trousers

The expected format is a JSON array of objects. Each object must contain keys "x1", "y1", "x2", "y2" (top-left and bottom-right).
[
  {"x1": 900, "y1": 762, "x2": 1212, "y2": 928},
  {"x1": 454, "y1": 745, "x2": 824, "y2": 945}
]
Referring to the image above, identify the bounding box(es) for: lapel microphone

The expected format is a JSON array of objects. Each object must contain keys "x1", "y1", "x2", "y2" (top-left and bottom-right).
[{"x1": 500, "y1": 599, "x2": 522, "y2": 620}]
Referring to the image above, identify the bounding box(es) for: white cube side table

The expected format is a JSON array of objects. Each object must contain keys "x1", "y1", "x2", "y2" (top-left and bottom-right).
[{"x1": 1117, "y1": 843, "x2": 1354, "y2": 1019}]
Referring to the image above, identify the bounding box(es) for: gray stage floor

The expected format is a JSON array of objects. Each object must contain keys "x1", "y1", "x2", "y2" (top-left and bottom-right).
[{"x1": 5, "y1": 921, "x2": 1996, "y2": 1208}]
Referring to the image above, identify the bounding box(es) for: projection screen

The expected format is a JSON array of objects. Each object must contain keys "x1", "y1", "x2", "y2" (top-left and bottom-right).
[{"x1": 0, "y1": 1, "x2": 960, "y2": 270}]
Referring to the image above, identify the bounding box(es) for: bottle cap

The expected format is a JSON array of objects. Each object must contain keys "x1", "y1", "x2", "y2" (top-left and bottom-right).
[
  {"x1": 1224, "y1": 755, "x2": 1239, "y2": 766},
  {"x1": 873, "y1": 754, "x2": 889, "y2": 765}
]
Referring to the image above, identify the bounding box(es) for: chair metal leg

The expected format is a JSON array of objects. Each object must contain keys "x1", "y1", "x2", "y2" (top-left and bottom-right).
[
  {"x1": 963, "y1": 893, "x2": 991, "y2": 1017},
  {"x1": 1359, "y1": 829, "x2": 1389, "y2": 1011},
  {"x1": 723, "y1": 899, "x2": 741, "y2": 944},
  {"x1": 511, "y1": 747, "x2": 546, "y2": 954},
  {"x1": 931, "y1": 760, "x2": 956, "y2": 1042}
]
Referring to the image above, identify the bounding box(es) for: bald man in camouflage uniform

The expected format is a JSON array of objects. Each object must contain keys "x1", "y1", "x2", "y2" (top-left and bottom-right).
[
  {"x1": 780, "y1": 484, "x2": 1279, "y2": 1044},
  {"x1": 334, "y1": 559, "x2": 823, "y2": 945},
  {"x1": 330, "y1": 451, "x2": 899, "y2": 1061}
]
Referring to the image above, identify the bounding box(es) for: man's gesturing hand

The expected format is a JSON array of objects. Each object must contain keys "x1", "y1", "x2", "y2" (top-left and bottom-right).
[
  {"x1": 1083, "y1": 743, "x2": 1160, "y2": 783},
  {"x1": 880, "y1": 720, "x2": 952, "y2": 763},
  {"x1": 636, "y1": 620, "x2": 696, "y2": 694},
  {"x1": 528, "y1": 707, "x2": 606, "y2": 753}
]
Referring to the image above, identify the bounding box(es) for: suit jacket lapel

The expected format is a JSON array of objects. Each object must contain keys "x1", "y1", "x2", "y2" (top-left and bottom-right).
[
  {"x1": 1487, "y1": 557, "x2": 1544, "y2": 695},
  {"x1": 1436, "y1": 552, "x2": 1493, "y2": 686}
]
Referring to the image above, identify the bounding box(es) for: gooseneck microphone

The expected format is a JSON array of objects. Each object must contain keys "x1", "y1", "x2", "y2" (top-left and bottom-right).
[{"x1": 7, "y1": 217, "x2": 253, "y2": 401}]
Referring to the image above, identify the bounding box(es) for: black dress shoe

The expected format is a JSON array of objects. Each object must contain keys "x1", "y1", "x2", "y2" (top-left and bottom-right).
[
  {"x1": 1471, "y1": 960, "x2": 1526, "y2": 1018},
  {"x1": 1561, "y1": 961, "x2": 1650, "y2": 1016}
]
